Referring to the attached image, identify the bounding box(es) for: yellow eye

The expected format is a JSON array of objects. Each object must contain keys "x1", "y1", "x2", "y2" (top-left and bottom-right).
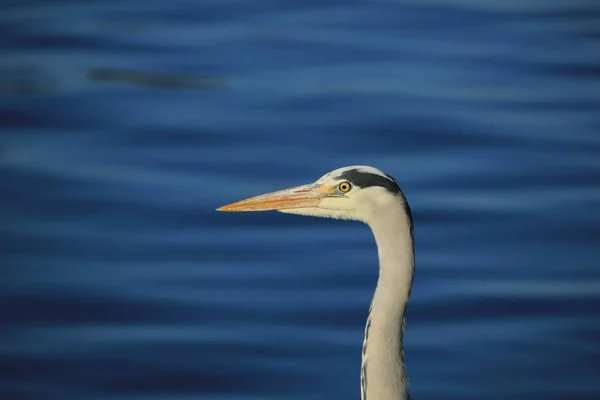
[{"x1": 338, "y1": 181, "x2": 352, "y2": 193}]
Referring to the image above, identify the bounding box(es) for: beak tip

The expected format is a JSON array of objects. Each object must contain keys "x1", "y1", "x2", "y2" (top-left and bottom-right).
[{"x1": 217, "y1": 204, "x2": 242, "y2": 212}]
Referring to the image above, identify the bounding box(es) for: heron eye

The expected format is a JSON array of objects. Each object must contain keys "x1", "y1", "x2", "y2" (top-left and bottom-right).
[{"x1": 338, "y1": 181, "x2": 352, "y2": 193}]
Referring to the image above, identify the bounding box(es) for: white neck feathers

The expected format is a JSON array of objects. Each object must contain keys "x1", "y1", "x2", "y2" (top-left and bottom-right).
[{"x1": 361, "y1": 200, "x2": 414, "y2": 400}]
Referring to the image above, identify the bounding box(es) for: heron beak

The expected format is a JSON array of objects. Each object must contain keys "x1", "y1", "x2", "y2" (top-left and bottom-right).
[{"x1": 217, "y1": 183, "x2": 330, "y2": 212}]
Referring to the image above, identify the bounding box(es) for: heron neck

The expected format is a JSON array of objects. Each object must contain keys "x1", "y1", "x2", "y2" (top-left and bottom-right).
[{"x1": 362, "y1": 202, "x2": 414, "y2": 400}]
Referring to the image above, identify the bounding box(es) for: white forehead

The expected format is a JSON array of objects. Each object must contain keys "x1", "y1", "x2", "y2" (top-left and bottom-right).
[{"x1": 316, "y1": 165, "x2": 388, "y2": 183}]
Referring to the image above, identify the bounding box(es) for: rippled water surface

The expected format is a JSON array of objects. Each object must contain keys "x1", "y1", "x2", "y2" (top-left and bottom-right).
[{"x1": 2, "y1": 1, "x2": 600, "y2": 399}]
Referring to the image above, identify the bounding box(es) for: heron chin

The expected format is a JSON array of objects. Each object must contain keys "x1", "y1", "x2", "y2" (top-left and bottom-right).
[{"x1": 218, "y1": 165, "x2": 415, "y2": 400}]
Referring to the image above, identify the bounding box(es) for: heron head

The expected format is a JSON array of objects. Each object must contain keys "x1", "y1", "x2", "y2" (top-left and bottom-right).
[{"x1": 217, "y1": 166, "x2": 407, "y2": 224}]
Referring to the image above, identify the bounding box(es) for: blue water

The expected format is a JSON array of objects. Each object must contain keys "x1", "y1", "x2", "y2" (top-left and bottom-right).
[{"x1": 2, "y1": 1, "x2": 600, "y2": 399}]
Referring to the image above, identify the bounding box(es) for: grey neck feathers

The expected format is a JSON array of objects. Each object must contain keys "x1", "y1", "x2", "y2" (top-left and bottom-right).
[{"x1": 361, "y1": 200, "x2": 415, "y2": 400}]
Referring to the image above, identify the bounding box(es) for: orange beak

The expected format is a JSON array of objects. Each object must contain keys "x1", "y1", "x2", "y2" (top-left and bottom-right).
[{"x1": 217, "y1": 183, "x2": 329, "y2": 212}]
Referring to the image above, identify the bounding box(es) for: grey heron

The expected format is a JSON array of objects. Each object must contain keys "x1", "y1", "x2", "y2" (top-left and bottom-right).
[{"x1": 217, "y1": 166, "x2": 415, "y2": 400}]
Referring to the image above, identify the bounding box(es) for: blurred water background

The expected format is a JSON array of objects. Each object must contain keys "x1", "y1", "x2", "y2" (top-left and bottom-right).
[{"x1": 2, "y1": 1, "x2": 600, "y2": 399}]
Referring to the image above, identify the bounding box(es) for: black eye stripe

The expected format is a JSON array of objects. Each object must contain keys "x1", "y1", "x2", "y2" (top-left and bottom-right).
[{"x1": 335, "y1": 170, "x2": 401, "y2": 195}]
